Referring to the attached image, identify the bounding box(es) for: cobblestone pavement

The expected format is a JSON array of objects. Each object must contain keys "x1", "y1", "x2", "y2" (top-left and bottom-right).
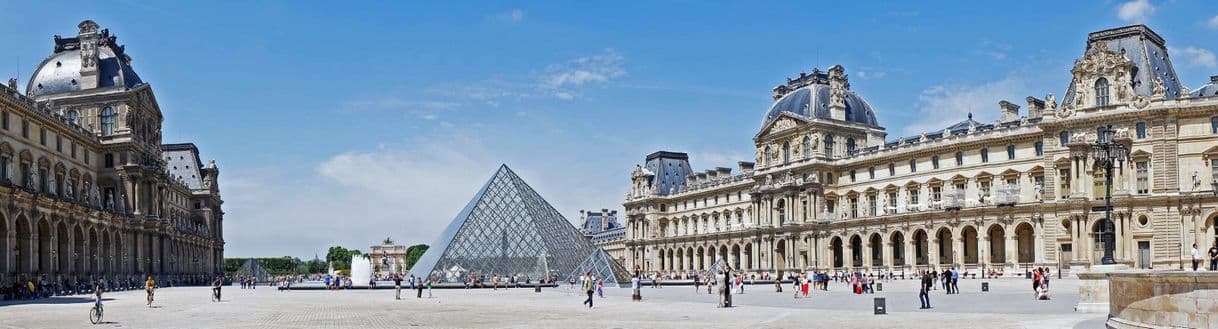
[{"x1": 0, "y1": 278, "x2": 1105, "y2": 328}]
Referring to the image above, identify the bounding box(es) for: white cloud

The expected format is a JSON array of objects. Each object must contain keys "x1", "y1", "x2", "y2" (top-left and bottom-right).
[
  {"x1": 541, "y1": 49, "x2": 626, "y2": 99},
  {"x1": 1117, "y1": 0, "x2": 1155, "y2": 23},
  {"x1": 902, "y1": 75, "x2": 1032, "y2": 136},
  {"x1": 494, "y1": 9, "x2": 525, "y2": 24},
  {"x1": 1171, "y1": 46, "x2": 1218, "y2": 68},
  {"x1": 1208, "y1": 15, "x2": 1218, "y2": 29}
]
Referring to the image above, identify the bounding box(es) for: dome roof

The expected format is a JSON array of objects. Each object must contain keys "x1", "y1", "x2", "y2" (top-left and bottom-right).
[
  {"x1": 26, "y1": 21, "x2": 144, "y2": 96},
  {"x1": 27, "y1": 47, "x2": 143, "y2": 96},
  {"x1": 762, "y1": 84, "x2": 879, "y2": 128}
]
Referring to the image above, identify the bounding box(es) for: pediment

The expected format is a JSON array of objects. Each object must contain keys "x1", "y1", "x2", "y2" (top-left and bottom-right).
[
  {"x1": 1201, "y1": 145, "x2": 1218, "y2": 159},
  {"x1": 756, "y1": 112, "x2": 809, "y2": 139}
]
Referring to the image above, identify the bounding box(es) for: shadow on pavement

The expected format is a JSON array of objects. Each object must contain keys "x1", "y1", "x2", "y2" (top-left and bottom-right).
[{"x1": 0, "y1": 297, "x2": 114, "y2": 307}]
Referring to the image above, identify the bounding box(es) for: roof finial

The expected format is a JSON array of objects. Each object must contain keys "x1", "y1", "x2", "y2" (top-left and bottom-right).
[{"x1": 967, "y1": 112, "x2": 973, "y2": 120}]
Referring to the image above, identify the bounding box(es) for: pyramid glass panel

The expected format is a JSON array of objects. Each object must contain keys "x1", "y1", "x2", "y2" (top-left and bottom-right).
[{"x1": 410, "y1": 165, "x2": 630, "y2": 284}]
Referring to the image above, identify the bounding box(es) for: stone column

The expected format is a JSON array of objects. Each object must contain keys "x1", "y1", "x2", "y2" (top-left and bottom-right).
[
  {"x1": 1006, "y1": 234, "x2": 1018, "y2": 269},
  {"x1": 928, "y1": 236, "x2": 940, "y2": 269},
  {"x1": 952, "y1": 231, "x2": 964, "y2": 269}
]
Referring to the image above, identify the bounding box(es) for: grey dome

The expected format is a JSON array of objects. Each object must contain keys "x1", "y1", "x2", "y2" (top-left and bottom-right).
[
  {"x1": 762, "y1": 84, "x2": 879, "y2": 128},
  {"x1": 26, "y1": 31, "x2": 143, "y2": 96}
]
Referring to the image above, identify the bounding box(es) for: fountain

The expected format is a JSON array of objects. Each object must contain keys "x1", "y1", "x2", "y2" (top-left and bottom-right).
[{"x1": 350, "y1": 255, "x2": 372, "y2": 287}]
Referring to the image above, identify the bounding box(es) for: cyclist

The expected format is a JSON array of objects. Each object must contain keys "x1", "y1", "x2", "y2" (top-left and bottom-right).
[
  {"x1": 93, "y1": 282, "x2": 103, "y2": 310},
  {"x1": 212, "y1": 276, "x2": 223, "y2": 301},
  {"x1": 145, "y1": 276, "x2": 156, "y2": 307}
]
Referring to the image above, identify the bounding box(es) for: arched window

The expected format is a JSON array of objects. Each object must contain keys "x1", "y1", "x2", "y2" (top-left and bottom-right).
[
  {"x1": 1060, "y1": 131, "x2": 1070, "y2": 146},
  {"x1": 802, "y1": 135, "x2": 812, "y2": 158},
  {"x1": 1094, "y1": 78, "x2": 1110, "y2": 106},
  {"x1": 824, "y1": 135, "x2": 835, "y2": 158},
  {"x1": 846, "y1": 138, "x2": 856, "y2": 153},
  {"x1": 100, "y1": 107, "x2": 115, "y2": 135},
  {"x1": 763, "y1": 146, "x2": 772, "y2": 167},
  {"x1": 65, "y1": 110, "x2": 78, "y2": 124},
  {"x1": 782, "y1": 141, "x2": 791, "y2": 164}
]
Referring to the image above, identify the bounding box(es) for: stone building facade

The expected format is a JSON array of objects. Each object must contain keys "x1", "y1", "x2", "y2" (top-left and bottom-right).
[
  {"x1": 579, "y1": 209, "x2": 627, "y2": 265},
  {"x1": 623, "y1": 25, "x2": 1218, "y2": 277},
  {"x1": 0, "y1": 20, "x2": 225, "y2": 286}
]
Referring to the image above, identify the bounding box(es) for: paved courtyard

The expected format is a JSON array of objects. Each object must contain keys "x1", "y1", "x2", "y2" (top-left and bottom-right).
[{"x1": 0, "y1": 278, "x2": 1106, "y2": 328}]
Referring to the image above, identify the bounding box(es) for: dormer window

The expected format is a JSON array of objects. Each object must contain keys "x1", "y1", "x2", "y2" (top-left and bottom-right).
[
  {"x1": 1094, "y1": 78, "x2": 1110, "y2": 106},
  {"x1": 100, "y1": 107, "x2": 115, "y2": 135}
]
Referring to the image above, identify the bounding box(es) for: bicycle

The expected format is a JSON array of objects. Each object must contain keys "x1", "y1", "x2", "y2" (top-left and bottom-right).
[
  {"x1": 89, "y1": 303, "x2": 103, "y2": 324},
  {"x1": 146, "y1": 289, "x2": 154, "y2": 308}
]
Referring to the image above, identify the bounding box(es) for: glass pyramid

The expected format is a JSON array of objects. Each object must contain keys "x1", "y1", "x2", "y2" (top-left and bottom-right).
[{"x1": 409, "y1": 165, "x2": 630, "y2": 285}]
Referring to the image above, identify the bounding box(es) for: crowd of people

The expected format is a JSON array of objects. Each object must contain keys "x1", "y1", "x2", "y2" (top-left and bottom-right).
[{"x1": 0, "y1": 274, "x2": 218, "y2": 301}]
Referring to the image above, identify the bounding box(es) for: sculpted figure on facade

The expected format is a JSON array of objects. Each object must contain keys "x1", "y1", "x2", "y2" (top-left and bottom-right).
[
  {"x1": 47, "y1": 175, "x2": 56, "y2": 195},
  {"x1": 1045, "y1": 93, "x2": 1057, "y2": 111},
  {"x1": 1152, "y1": 76, "x2": 1166, "y2": 98},
  {"x1": 25, "y1": 170, "x2": 36, "y2": 190}
]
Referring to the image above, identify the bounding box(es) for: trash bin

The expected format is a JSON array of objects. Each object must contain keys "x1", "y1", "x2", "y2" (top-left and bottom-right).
[
  {"x1": 873, "y1": 297, "x2": 886, "y2": 315},
  {"x1": 981, "y1": 281, "x2": 989, "y2": 292},
  {"x1": 876, "y1": 283, "x2": 883, "y2": 292},
  {"x1": 534, "y1": 283, "x2": 541, "y2": 292},
  {"x1": 1025, "y1": 271, "x2": 1032, "y2": 279}
]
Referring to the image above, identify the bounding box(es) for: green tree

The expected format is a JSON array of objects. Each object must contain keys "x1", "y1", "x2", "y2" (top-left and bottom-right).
[
  {"x1": 404, "y1": 244, "x2": 429, "y2": 269},
  {"x1": 326, "y1": 246, "x2": 363, "y2": 271}
]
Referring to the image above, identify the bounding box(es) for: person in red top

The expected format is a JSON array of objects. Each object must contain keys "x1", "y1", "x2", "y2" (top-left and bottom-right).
[{"x1": 1032, "y1": 269, "x2": 1042, "y2": 297}]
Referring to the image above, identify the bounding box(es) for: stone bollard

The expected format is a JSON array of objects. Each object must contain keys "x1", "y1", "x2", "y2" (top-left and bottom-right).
[
  {"x1": 876, "y1": 283, "x2": 883, "y2": 292},
  {"x1": 873, "y1": 297, "x2": 886, "y2": 315},
  {"x1": 981, "y1": 281, "x2": 989, "y2": 292}
]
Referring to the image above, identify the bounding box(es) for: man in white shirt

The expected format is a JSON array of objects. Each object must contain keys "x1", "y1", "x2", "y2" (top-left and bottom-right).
[{"x1": 1193, "y1": 243, "x2": 1202, "y2": 271}]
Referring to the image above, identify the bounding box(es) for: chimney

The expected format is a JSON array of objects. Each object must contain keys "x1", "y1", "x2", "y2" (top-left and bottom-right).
[
  {"x1": 738, "y1": 161, "x2": 755, "y2": 173},
  {"x1": 578, "y1": 210, "x2": 587, "y2": 234},
  {"x1": 1025, "y1": 96, "x2": 1045, "y2": 119},
  {"x1": 827, "y1": 65, "x2": 849, "y2": 121},
  {"x1": 999, "y1": 100, "x2": 1020, "y2": 122},
  {"x1": 77, "y1": 20, "x2": 101, "y2": 89}
]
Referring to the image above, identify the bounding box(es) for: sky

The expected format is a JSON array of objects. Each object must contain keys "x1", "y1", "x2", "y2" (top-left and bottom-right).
[{"x1": 0, "y1": 1, "x2": 1215, "y2": 259}]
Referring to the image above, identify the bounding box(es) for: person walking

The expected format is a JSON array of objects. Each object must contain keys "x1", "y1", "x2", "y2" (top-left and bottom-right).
[
  {"x1": 426, "y1": 278, "x2": 433, "y2": 298},
  {"x1": 597, "y1": 278, "x2": 604, "y2": 298},
  {"x1": 393, "y1": 274, "x2": 402, "y2": 300},
  {"x1": 1209, "y1": 242, "x2": 1218, "y2": 271},
  {"x1": 582, "y1": 272, "x2": 595, "y2": 308},
  {"x1": 416, "y1": 277, "x2": 425, "y2": 299},
  {"x1": 1192, "y1": 243, "x2": 1201, "y2": 271},
  {"x1": 919, "y1": 271, "x2": 933, "y2": 309}
]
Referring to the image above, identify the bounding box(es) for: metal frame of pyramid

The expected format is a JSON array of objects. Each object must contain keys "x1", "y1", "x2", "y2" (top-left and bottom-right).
[
  {"x1": 409, "y1": 165, "x2": 631, "y2": 285},
  {"x1": 569, "y1": 248, "x2": 632, "y2": 286}
]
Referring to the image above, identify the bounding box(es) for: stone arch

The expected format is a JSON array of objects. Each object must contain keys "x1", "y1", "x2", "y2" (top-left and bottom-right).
[
  {"x1": 961, "y1": 225, "x2": 979, "y2": 265},
  {"x1": 987, "y1": 224, "x2": 1007, "y2": 264},
  {"x1": 0, "y1": 212, "x2": 8, "y2": 273},
  {"x1": 775, "y1": 238, "x2": 788, "y2": 271},
  {"x1": 56, "y1": 220, "x2": 70, "y2": 274},
  {"x1": 37, "y1": 216, "x2": 52, "y2": 273},
  {"x1": 890, "y1": 231, "x2": 906, "y2": 267},
  {"x1": 912, "y1": 229, "x2": 929, "y2": 266},
  {"x1": 742, "y1": 242, "x2": 753, "y2": 269},
  {"x1": 73, "y1": 224, "x2": 86, "y2": 275},
  {"x1": 830, "y1": 236, "x2": 844, "y2": 268},
  {"x1": 936, "y1": 227, "x2": 954, "y2": 265},
  {"x1": 89, "y1": 226, "x2": 100, "y2": 274},
  {"x1": 868, "y1": 233, "x2": 883, "y2": 268},
  {"x1": 730, "y1": 244, "x2": 741, "y2": 269},
  {"x1": 14, "y1": 214, "x2": 32, "y2": 273},
  {"x1": 849, "y1": 234, "x2": 863, "y2": 268},
  {"x1": 1205, "y1": 212, "x2": 1218, "y2": 249},
  {"x1": 1015, "y1": 222, "x2": 1035, "y2": 264},
  {"x1": 113, "y1": 230, "x2": 125, "y2": 274},
  {"x1": 686, "y1": 246, "x2": 695, "y2": 271},
  {"x1": 99, "y1": 228, "x2": 111, "y2": 274}
]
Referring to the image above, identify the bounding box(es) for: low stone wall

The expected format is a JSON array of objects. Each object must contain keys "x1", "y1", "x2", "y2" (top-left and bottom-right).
[{"x1": 1105, "y1": 271, "x2": 1218, "y2": 329}]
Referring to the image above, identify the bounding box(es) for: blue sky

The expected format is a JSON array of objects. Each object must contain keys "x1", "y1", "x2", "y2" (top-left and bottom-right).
[{"x1": 0, "y1": 1, "x2": 1215, "y2": 258}]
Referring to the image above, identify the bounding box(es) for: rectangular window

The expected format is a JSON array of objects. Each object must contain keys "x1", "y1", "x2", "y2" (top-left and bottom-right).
[
  {"x1": 1059, "y1": 168, "x2": 1071, "y2": 199},
  {"x1": 71, "y1": 142, "x2": 76, "y2": 158},
  {"x1": 850, "y1": 197, "x2": 858, "y2": 218},
  {"x1": 39, "y1": 128, "x2": 46, "y2": 146},
  {"x1": 21, "y1": 119, "x2": 28, "y2": 138},
  {"x1": 932, "y1": 156, "x2": 940, "y2": 169},
  {"x1": 981, "y1": 148, "x2": 989, "y2": 163},
  {"x1": 56, "y1": 136, "x2": 62, "y2": 152},
  {"x1": 888, "y1": 163, "x2": 896, "y2": 176},
  {"x1": 1135, "y1": 161, "x2": 1149, "y2": 194},
  {"x1": 1136, "y1": 122, "x2": 1146, "y2": 139},
  {"x1": 887, "y1": 192, "x2": 898, "y2": 213},
  {"x1": 867, "y1": 195, "x2": 877, "y2": 216},
  {"x1": 868, "y1": 167, "x2": 875, "y2": 179},
  {"x1": 955, "y1": 152, "x2": 964, "y2": 166},
  {"x1": 931, "y1": 186, "x2": 942, "y2": 207},
  {"x1": 1034, "y1": 142, "x2": 1044, "y2": 156},
  {"x1": 104, "y1": 153, "x2": 114, "y2": 168},
  {"x1": 1, "y1": 111, "x2": 7, "y2": 130},
  {"x1": 909, "y1": 159, "x2": 917, "y2": 173},
  {"x1": 909, "y1": 189, "x2": 920, "y2": 206},
  {"x1": 1007, "y1": 145, "x2": 1016, "y2": 160},
  {"x1": 1212, "y1": 117, "x2": 1217, "y2": 135},
  {"x1": 850, "y1": 169, "x2": 856, "y2": 182},
  {"x1": 1212, "y1": 159, "x2": 1218, "y2": 188},
  {"x1": 980, "y1": 180, "x2": 992, "y2": 197},
  {"x1": 84, "y1": 151, "x2": 90, "y2": 164}
]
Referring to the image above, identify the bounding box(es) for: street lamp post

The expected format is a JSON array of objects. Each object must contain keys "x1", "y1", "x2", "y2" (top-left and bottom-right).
[{"x1": 1090, "y1": 125, "x2": 1127, "y2": 265}]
